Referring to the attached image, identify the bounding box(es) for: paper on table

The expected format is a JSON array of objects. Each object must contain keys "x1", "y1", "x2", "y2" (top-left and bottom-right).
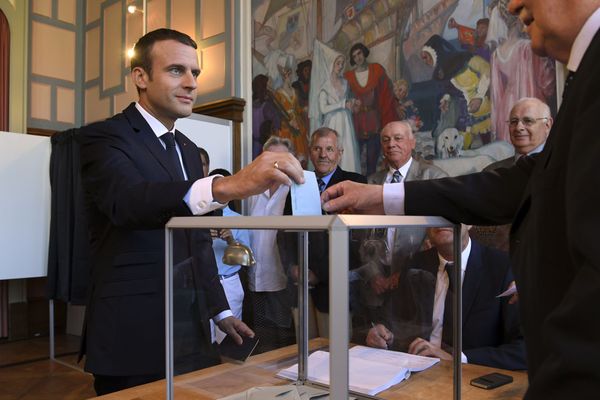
[
  {"x1": 497, "y1": 284, "x2": 517, "y2": 298},
  {"x1": 277, "y1": 350, "x2": 411, "y2": 396},
  {"x1": 348, "y1": 345, "x2": 439, "y2": 372},
  {"x1": 291, "y1": 170, "x2": 322, "y2": 216}
]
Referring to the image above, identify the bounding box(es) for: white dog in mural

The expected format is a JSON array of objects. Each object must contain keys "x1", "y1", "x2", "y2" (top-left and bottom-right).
[
  {"x1": 461, "y1": 140, "x2": 515, "y2": 160},
  {"x1": 436, "y1": 128, "x2": 464, "y2": 159}
]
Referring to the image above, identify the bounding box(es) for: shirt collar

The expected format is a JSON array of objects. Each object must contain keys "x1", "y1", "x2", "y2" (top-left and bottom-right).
[
  {"x1": 515, "y1": 142, "x2": 546, "y2": 162},
  {"x1": 317, "y1": 167, "x2": 338, "y2": 187},
  {"x1": 567, "y1": 7, "x2": 600, "y2": 72},
  {"x1": 437, "y1": 237, "x2": 471, "y2": 276},
  {"x1": 135, "y1": 102, "x2": 172, "y2": 138},
  {"x1": 387, "y1": 157, "x2": 413, "y2": 182}
]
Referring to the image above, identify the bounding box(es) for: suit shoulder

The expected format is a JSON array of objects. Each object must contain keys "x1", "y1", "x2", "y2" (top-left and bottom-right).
[
  {"x1": 367, "y1": 170, "x2": 386, "y2": 184},
  {"x1": 345, "y1": 171, "x2": 367, "y2": 183}
]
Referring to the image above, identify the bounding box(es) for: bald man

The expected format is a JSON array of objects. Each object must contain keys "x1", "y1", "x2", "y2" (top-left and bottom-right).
[{"x1": 485, "y1": 97, "x2": 553, "y2": 171}]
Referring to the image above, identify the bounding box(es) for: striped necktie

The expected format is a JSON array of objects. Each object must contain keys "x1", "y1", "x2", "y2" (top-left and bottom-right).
[
  {"x1": 317, "y1": 178, "x2": 326, "y2": 193},
  {"x1": 391, "y1": 170, "x2": 402, "y2": 183}
]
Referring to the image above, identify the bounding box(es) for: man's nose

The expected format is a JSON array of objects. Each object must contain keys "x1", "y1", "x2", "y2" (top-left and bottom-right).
[{"x1": 183, "y1": 71, "x2": 198, "y2": 89}]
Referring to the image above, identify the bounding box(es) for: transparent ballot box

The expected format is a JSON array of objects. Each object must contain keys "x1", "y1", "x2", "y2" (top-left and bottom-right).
[{"x1": 164, "y1": 215, "x2": 465, "y2": 400}]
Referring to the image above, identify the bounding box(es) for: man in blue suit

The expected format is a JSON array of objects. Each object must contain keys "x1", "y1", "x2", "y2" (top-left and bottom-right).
[
  {"x1": 366, "y1": 225, "x2": 526, "y2": 370},
  {"x1": 78, "y1": 29, "x2": 303, "y2": 395}
]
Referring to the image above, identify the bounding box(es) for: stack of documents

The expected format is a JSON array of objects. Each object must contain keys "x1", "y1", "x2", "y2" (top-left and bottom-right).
[
  {"x1": 219, "y1": 384, "x2": 347, "y2": 399},
  {"x1": 277, "y1": 346, "x2": 439, "y2": 396}
]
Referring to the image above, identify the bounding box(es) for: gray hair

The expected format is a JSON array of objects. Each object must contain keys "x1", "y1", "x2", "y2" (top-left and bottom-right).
[
  {"x1": 263, "y1": 135, "x2": 294, "y2": 153},
  {"x1": 309, "y1": 127, "x2": 343, "y2": 150},
  {"x1": 381, "y1": 120, "x2": 415, "y2": 139}
]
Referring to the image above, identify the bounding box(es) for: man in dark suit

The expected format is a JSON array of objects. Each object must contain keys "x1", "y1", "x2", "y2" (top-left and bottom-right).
[
  {"x1": 290, "y1": 127, "x2": 366, "y2": 337},
  {"x1": 322, "y1": 2, "x2": 600, "y2": 397},
  {"x1": 473, "y1": 97, "x2": 552, "y2": 252},
  {"x1": 79, "y1": 29, "x2": 303, "y2": 395},
  {"x1": 367, "y1": 225, "x2": 526, "y2": 370}
]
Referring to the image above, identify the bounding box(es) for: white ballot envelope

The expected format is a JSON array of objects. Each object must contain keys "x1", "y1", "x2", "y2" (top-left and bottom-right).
[{"x1": 291, "y1": 170, "x2": 322, "y2": 216}]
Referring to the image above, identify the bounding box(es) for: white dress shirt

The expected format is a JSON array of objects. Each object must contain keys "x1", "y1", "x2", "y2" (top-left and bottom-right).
[
  {"x1": 384, "y1": 159, "x2": 413, "y2": 264},
  {"x1": 247, "y1": 185, "x2": 290, "y2": 292}
]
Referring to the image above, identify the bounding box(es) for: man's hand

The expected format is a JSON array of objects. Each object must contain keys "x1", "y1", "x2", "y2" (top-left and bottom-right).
[
  {"x1": 387, "y1": 272, "x2": 400, "y2": 290},
  {"x1": 366, "y1": 324, "x2": 394, "y2": 349},
  {"x1": 408, "y1": 337, "x2": 452, "y2": 360},
  {"x1": 321, "y1": 181, "x2": 384, "y2": 214},
  {"x1": 216, "y1": 316, "x2": 254, "y2": 345},
  {"x1": 212, "y1": 151, "x2": 304, "y2": 204}
]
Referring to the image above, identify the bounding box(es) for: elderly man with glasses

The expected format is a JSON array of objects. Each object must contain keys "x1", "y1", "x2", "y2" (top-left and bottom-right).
[{"x1": 485, "y1": 97, "x2": 553, "y2": 171}]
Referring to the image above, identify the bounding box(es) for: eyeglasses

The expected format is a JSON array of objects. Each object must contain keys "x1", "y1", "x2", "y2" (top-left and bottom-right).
[{"x1": 506, "y1": 117, "x2": 548, "y2": 127}]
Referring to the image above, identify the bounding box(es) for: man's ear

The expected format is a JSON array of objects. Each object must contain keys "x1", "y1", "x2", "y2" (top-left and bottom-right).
[{"x1": 131, "y1": 67, "x2": 149, "y2": 90}]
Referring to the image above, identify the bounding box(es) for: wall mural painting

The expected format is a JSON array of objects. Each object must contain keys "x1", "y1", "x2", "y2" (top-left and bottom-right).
[{"x1": 251, "y1": 0, "x2": 556, "y2": 177}]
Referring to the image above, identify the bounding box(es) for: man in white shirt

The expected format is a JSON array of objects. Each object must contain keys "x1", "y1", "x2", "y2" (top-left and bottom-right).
[
  {"x1": 79, "y1": 29, "x2": 303, "y2": 395},
  {"x1": 322, "y1": 2, "x2": 600, "y2": 397}
]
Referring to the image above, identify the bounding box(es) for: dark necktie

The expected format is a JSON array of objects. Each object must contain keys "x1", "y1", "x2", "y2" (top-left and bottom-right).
[
  {"x1": 562, "y1": 70, "x2": 575, "y2": 100},
  {"x1": 442, "y1": 262, "x2": 456, "y2": 345},
  {"x1": 390, "y1": 170, "x2": 402, "y2": 183},
  {"x1": 317, "y1": 178, "x2": 326, "y2": 193},
  {"x1": 160, "y1": 132, "x2": 184, "y2": 180}
]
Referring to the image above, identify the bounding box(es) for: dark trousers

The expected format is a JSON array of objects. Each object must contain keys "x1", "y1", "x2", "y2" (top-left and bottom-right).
[{"x1": 93, "y1": 373, "x2": 163, "y2": 396}]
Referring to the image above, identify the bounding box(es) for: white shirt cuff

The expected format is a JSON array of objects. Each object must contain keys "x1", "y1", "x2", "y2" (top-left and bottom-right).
[
  {"x1": 212, "y1": 309, "x2": 233, "y2": 323},
  {"x1": 383, "y1": 182, "x2": 406, "y2": 215},
  {"x1": 184, "y1": 175, "x2": 226, "y2": 215},
  {"x1": 461, "y1": 352, "x2": 468, "y2": 363}
]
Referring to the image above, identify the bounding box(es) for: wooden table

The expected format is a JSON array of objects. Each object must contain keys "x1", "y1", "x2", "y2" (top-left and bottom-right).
[{"x1": 96, "y1": 339, "x2": 528, "y2": 399}]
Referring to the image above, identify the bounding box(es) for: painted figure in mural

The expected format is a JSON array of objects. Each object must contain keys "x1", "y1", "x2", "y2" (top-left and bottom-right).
[
  {"x1": 344, "y1": 43, "x2": 398, "y2": 176},
  {"x1": 422, "y1": 34, "x2": 492, "y2": 150},
  {"x1": 252, "y1": 74, "x2": 280, "y2": 160},
  {"x1": 309, "y1": 40, "x2": 360, "y2": 173},
  {"x1": 487, "y1": 0, "x2": 555, "y2": 142},
  {"x1": 273, "y1": 61, "x2": 310, "y2": 168},
  {"x1": 448, "y1": 17, "x2": 491, "y2": 61},
  {"x1": 393, "y1": 79, "x2": 423, "y2": 132},
  {"x1": 292, "y1": 59, "x2": 312, "y2": 131}
]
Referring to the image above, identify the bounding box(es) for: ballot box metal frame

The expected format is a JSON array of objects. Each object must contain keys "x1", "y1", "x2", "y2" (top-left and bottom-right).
[{"x1": 165, "y1": 215, "x2": 461, "y2": 400}]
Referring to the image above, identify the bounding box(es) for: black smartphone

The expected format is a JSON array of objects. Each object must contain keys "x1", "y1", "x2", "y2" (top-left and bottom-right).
[
  {"x1": 470, "y1": 372, "x2": 513, "y2": 389},
  {"x1": 218, "y1": 335, "x2": 259, "y2": 363}
]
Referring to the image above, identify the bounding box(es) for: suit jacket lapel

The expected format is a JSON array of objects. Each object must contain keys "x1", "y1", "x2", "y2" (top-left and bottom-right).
[
  {"x1": 123, "y1": 104, "x2": 181, "y2": 181},
  {"x1": 326, "y1": 166, "x2": 344, "y2": 188}
]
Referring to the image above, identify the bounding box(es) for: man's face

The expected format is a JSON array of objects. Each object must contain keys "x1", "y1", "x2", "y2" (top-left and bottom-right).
[
  {"x1": 507, "y1": 0, "x2": 580, "y2": 63},
  {"x1": 351, "y1": 49, "x2": 365, "y2": 67},
  {"x1": 133, "y1": 39, "x2": 200, "y2": 129},
  {"x1": 310, "y1": 133, "x2": 342, "y2": 177},
  {"x1": 380, "y1": 122, "x2": 416, "y2": 169},
  {"x1": 508, "y1": 100, "x2": 551, "y2": 154},
  {"x1": 427, "y1": 224, "x2": 470, "y2": 249}
]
